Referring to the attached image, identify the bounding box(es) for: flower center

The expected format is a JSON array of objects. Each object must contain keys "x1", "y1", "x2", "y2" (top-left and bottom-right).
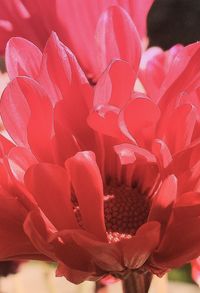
[
  {"x1": 104, "y1": 181, "x2": 150, "y2": 243},
  {"x1": 71, "y1": 181, "x2": 150, "y2": 243}
]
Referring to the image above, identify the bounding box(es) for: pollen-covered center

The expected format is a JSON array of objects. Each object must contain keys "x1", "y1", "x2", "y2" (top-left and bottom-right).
[{"x1": 104, "y1": 181, "x2": 150, "y2": 243}]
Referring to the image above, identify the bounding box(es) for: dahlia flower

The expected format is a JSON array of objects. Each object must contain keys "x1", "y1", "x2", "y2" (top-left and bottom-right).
[
  {"x1": 1, "y1": 31, "x2": 200, "y2": 292},
  {"x1": 0, "y1": 0, "x2": 153, "y2": 79}
]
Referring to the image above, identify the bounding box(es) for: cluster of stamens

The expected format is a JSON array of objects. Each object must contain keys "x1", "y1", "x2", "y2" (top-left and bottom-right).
[
  {"x1": 71, "y1": 182, "x2": 150, "y2": 243},
  {"x1": 104, "y1": 182, "x2": 150, "y2": 242}
]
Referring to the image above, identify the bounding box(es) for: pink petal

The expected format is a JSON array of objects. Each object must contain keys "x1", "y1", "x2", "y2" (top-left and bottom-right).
[
  {"x1": 157, "y1": 104, "x2": 197, "y2": 154},
  {"x1": 65, "y1": 151, "x2": 107, "y2": 241},
  {"x1": 0, "y1": 78, "x2": 30, "y2": 146},
  {"x1": 115, "y1": 143, "x2": 157, "y2": 165},
  {"x1": 8, "y1": 146, "x2": 37, "y2": 182},
  {"x1": 6, "y1": 37, "x2": 42, "y2": 80},
  {"x1": 94, "y1": 60, "x2": 135, "y2": 108},
  {"x1": 42, "y1": 32, "x2": 88, "y2": 100},
  {"x1": 87, "y1": 105, "x2": 126, "y2": 141},
  {"x1": 158, "y1": 42, "x2": 200, "y2": 111},
  {"x1": 119, "y1": 98, "x2": 160, "y2": 146},
  {"x1": 95, "y1": 6, "x2": 141, "y2": 77},
  {"x1": 16, "y1": 77, "x2": 53, "y2": 161},
  {"x1": 24, "y1": 163, "x2": 78, "y2": 230}
]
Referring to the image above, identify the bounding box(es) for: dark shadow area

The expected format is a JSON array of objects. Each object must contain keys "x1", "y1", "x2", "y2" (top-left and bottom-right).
[{"x1": 148, "y1": 0, "x2": 200, "y2": 49}]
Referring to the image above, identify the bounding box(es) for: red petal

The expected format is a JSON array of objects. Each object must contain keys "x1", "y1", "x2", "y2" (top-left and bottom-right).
[
  {"x1": 152, "y1": 139, "x2": 172, "y2": 169},
  {"x1": 174, "y1": 192, "x2": 200, "y2": 220},
  {"x1": 153, "y1": 217, "x2": 200, "y2": 268},
  {"x1": 66, "y1": 151, "x2": 107, "y2": 241},
  {"x1": 148, "y1": 175, "x2": 177, "y2": 225},
  {"x1": 24, "y1": 209, "x2": 56, "y2": 260},
  {"x1": 0, "y1": 134, "x2": 14, "y2": 156},
  {"x1": 51, "y1": 229, "x2": 122, "y2": 274},
  {"x1": 56, "y1": 263, "x2": 96, "y2": 284},
  {"x1": 24, "y1": 163, "x2": 78, "y2": 230},
  {"x1": 0, "y1": 192, "x2": 38, "y2": 260},
  {"x1": 120, "y1": 221, "x2": 160, "y2": 269}
]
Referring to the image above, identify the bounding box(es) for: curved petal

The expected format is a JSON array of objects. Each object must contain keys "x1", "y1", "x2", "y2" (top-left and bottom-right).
[
  {"x1": 115, "y1": 143, "x2": 157, "y2": 165},
  {"x1": 87, "y1": 105, "x2": 126, "y2": 141},
  {"x1": 0, "y1": 192, "x2": 38, "y2": 260},
  {"x1": 8, "y1": 146, "x2": 37, "y2": 181},
  {"x1": 148, "y1": 175, "x2": 177, "y2": 226},
  {"x1": 66, "y1": 151, "x2": 107, "y2": 241},
  {"x1": 153, "y1": 217, "x2": 200, "y2": 268},
  {"x1": 24, "y1": 208, "x2": 57, "y2": 260},
  {"x1": 152, "y1": 139, "x2": 172, "y2": 169},
  {"x1": 51, "y1": 229, "x2": 122, "y2": 277},
  {"x1": 120, "y1": 221, "x2": 160, "y2": 269},
  {"x1": 94, "y1": 60, "x2": 135, "y2": 108},
  {"x1": 158, "y1": 42, "x2": 200, "y2": 111},
  {"x1": 0, "y1": 78, "x2": 30, "y2": 147},
  {"x1": 24, "y1": 163, "x2": 78, "y2": 230},
  {"x1": 6, "y1": 37, "x2": 42, "y2": 80},
  {"x1": 174, "y1": 192, "x2": 200, "y2": 220},
  {"x1": 119, "y1": 98, "x2": 160, "y2": 146},
  {"x1": 95, "y1": 5, "x2": 141, "y2": 77},
  {"x1": 157, "y1": 104, "x2": 197, "y2": 154}
]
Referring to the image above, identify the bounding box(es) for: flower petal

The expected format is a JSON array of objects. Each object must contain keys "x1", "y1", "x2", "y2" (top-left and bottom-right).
[
  {"x1": 153, "y1": 217, "x2": 200, "y2": 268},
  {"x1": 6, "y1": 37, "x2": 42, "y2": 80},
  {"x1": 0, "y1": 78, "x2": 30, "y2": 146},
  {"x1": 95, "y1": 6, "x2": 141, "y2": 77},
  {"x1": 66, "y1": 151, "x2": 107, "y2": 241},
  {"x1": 94, "y1": 60, "x2": 135, "y2": 108},
  {"x1": 119, "y1": 98, "x2": 160, "y2": 146},
  {"x1": 8, "y1": 146, "x2": 37, "y2": 182},
  {"x1": 0, "y1": 192, "x2": 38, "y2": 260},
  {"x1": 120, "y1": 221, "x2": 160, "y2": 269},
  {"x1": 157, "y1": 104, "x2": 197, "y2": 154},
  {"x1": 148, "y1": 175, "x2": 177, "y2": 225},
  {"x1": 24, "y1": 163, "x2": 78, "y2": 230}
]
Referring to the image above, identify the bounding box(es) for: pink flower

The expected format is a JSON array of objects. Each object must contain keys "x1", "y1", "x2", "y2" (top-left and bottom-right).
[
  {"x1": 0, "y1": 33, "x2": 200, "y2": 285},
  {"x1": 0, "y1": 0, "x2": 153, "y2": 79}
]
